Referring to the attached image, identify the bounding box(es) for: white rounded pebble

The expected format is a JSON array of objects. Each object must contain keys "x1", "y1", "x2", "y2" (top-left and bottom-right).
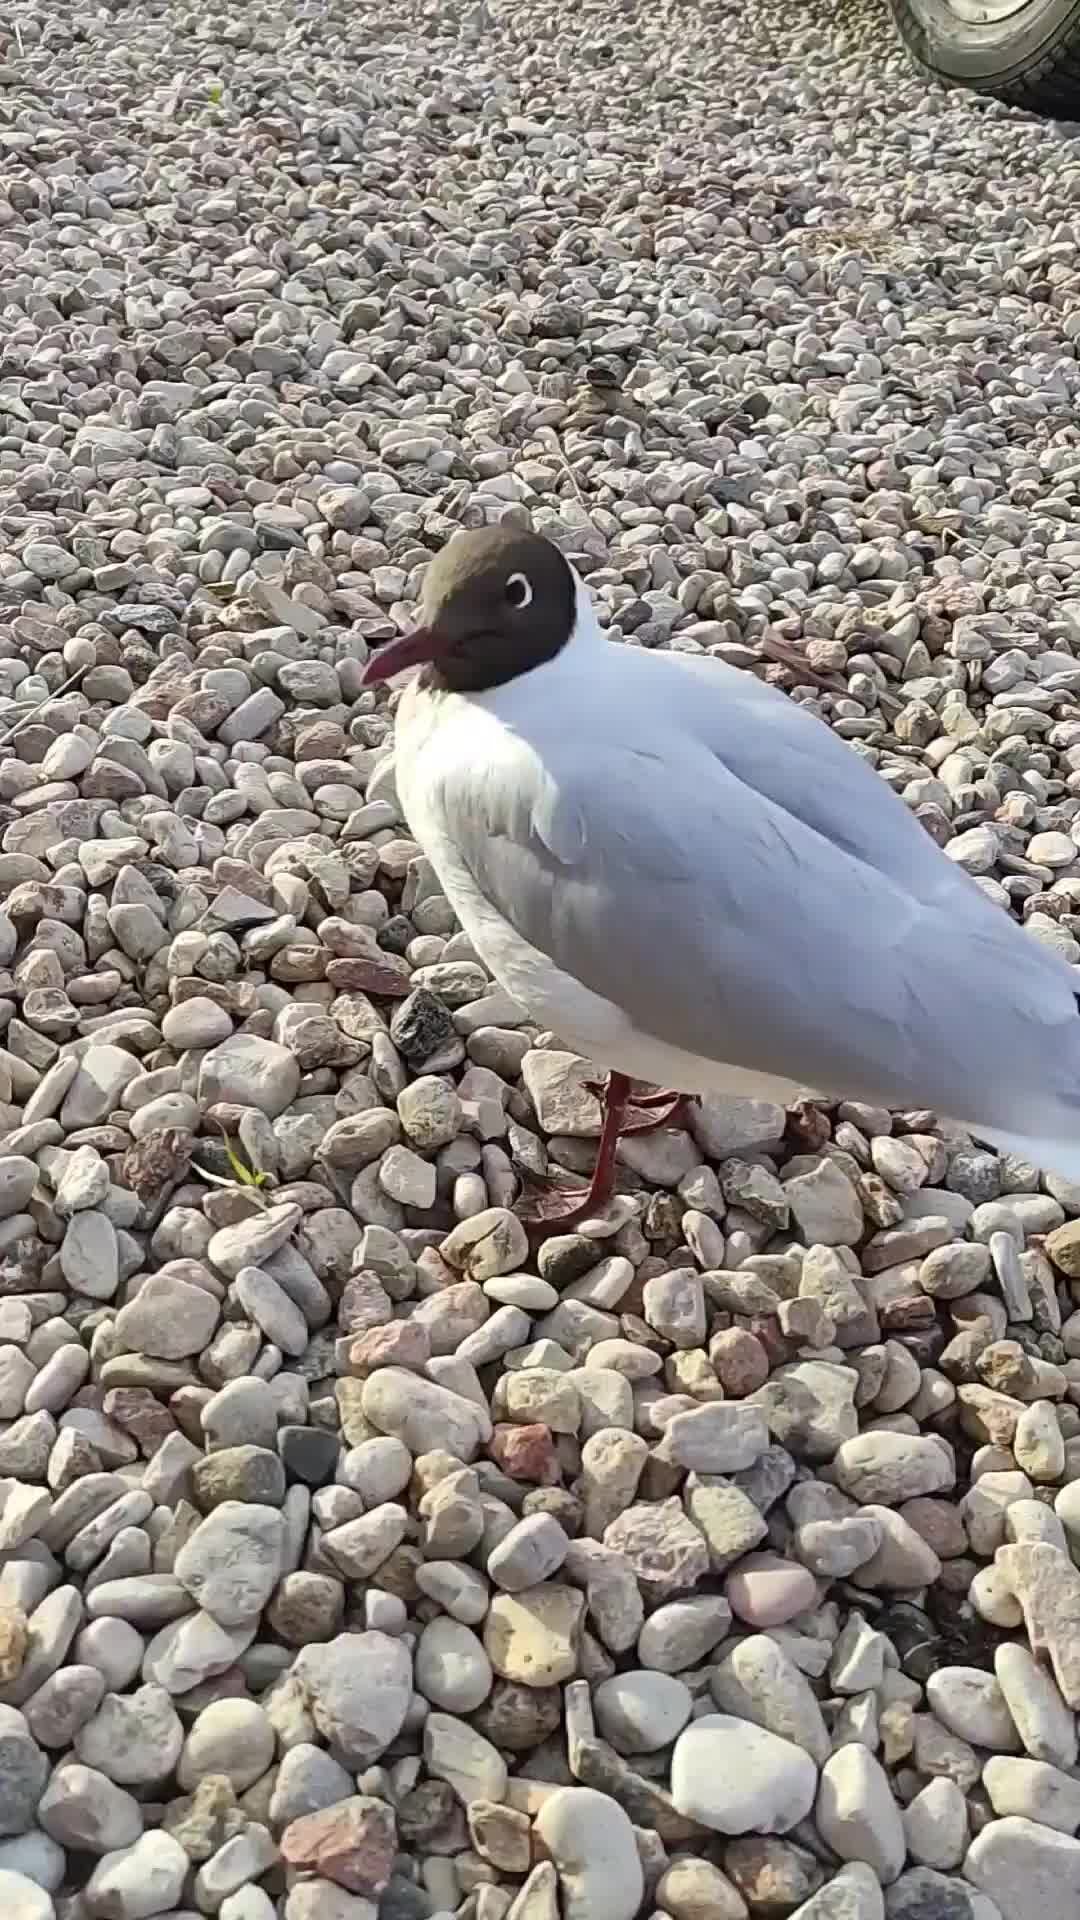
[
  {"x1": 816, "y1": 1744, "x2": 905, "y2": 1883},
  {"x1": 83, "y1": 1831, "x2": 189, "y2": 1919},
  {"x1": 415, "y1": 1617, "x2": 493, "y2": 1713},
  {"x1": 670, "y1": 1716, "x2": 818, "y2": 1835},
  {"x1": 926, "y1": 1667, "x2": 1021, "y2": 1753},
  {"x1": 534, "y1": 1787, "x2": 644, "y2": 1920},
  {"x1": 0, "y1": 1871, "x2": 54, "y2": 1920}
]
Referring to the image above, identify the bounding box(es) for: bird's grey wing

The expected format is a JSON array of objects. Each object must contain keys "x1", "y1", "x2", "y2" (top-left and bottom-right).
[
  {"x1": 659, "y1": 650, "x2": 961, "y2": 905},
  {"x1": 432, "y1": 715, "x2": 1080, "y2": 1130}
]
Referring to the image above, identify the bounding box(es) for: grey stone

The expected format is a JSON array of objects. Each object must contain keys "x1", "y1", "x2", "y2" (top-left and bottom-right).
[
  {"x1": 964, "y1": 1815, "x2": 1080, "y2": 1920},
  {"x1": 0, "y1": 1707, "x2": 47, "y2": 1837},
  {"x1": 711, "y1": 1634, "x2": 830, "y2": 1764},
  {"x1": 199, "y1": 1035, "x2": 301, "y2": 1118},
  {"x1": 37, "y1": 1763, "x2": 143, "y2": 1854},
  {"x1": 833, "y1": 1433, "x2": 954, "y2": 1504},
  {"x1": 791, "y1": 1867, "x2": 885, "y2": 1920},
  {"x1": 534, "y1": 1786, "x2": 644, "y2": 1920},
  {"x1": 415, "y1": 1616, "x2": 492, "y2": 1712},
  {"x1": 84, "y1": 1830, "x2": 189, "y2": 1919},
  {"x1": 292, "y1": 1632, "x2": 412, "y2": 1765},
  {"x1": 817, "y1": 1745, "x2": 905, "y2": 1884},
  {"x1": 268, "y1": 1743, "x2": 355, "y2": 1828},
  {"x1": 362, "y1": 1368, "x2": 488, "y2": 1459},
  {"x1": 113, "y1": 1270, "x2": 220, "y2": 1360},
  {"x1": 174, "y1": 1503, "x2": 286, "y2": 1625},
  {"x1": 592, "y1": 1670, "x2": 693, "y2": 1753},
  {"x1": 75, "y1": 1684, "x2": 183, "y2": 1787},
  {"x1": 659, "y1": 1402, "x2": 770, "y2": 1473},
  {"x1": 749, "y1": 1361, "x2": 859, "y2": 1462}
]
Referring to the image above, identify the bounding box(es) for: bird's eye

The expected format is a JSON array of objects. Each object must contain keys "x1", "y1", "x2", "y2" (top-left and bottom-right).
[{"x1": 505, "y1": 572, "x2": 533, "y2": 610}]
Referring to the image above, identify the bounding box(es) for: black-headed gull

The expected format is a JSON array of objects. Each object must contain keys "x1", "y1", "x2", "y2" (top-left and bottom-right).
[{"x1": 363, "y1": 525, "x2": 1080, "y2": 1227}]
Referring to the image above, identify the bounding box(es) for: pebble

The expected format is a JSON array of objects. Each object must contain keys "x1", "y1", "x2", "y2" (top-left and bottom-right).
[
  {"x1": 415, "y1": 1618, "x2": 493, "y2": 1713},
  {"x1": 487, "y1": 1514, "x2": 569, "y2": 1592},
  {"x1": 177, "y1": 1700, "x2": 276, "y2": 1792},
  {"x1": 670, "y1": 1715, "x2": 818, "y2": 1834},
  {"x1": 726, "y1": 1551, "x2": 819, "y2": 1626},
  {"x1": 711, "y1": 1633, "x2": 830, "y2": 1763},
  {"x1": 926, "y1": 1668, "x2": 1021, "y2": 1752},
  {"x1": 788, "y1": 1865, "x2": 884, "y2": 1920},
  {"x1": 292, "y1": 1634, "x2": 412, "y2": 1766},
  {"x1": 174, "y1": 1504, "x2": 286, "y2": 1626},
  {"x1": 83, "y1": 1831, "x2": 189, "y2": 1919},
  {"x1": 0, "y1": 1873, "x2": 53, "y2": 1920},
  {"x1": 655, "y1": 1857, "x2": 748, "y2": 1920},
  {"x1": 0, "y1": 1707, "x2": 48, "y2": 1836},
  {"x1": 993, "y1": 1643, "x2": 1078, "y2": 1767},
  {"x1": 484, "y1": 1586, "x2": 584, "y2": 1687},
  {"x1": 901, "y1": 1777, "x2": 968, "y2": 1871},
  {"x1": 36, "y1": 1766, "x2": 141, "y2": 1856},
  {"x1": 833, "y1": 1434, "x2": 954, "y2": 1505},
  {"x1": 965, "y1": 1816, "x2": 1080, "y2": 1920},
  {"x1": 816, "y1": 1746, "x2": 906, "y2": 1884},
  {"x1": 198, "y1": 1037, "x2": 301, "y2": 1119},
  {"x1": 982, "y1": 1756, "x2": 1080, "y2": 1833},
  {"x1": 534, "y1": 1788, "x2": 643, "y2": 1920},
  {"x1": 75, "y1": 1687, "x2": 183, "y2": 1789},
  {"x1": 279, "y1": 1795, "x2": 395, "y2": 1898},
  {"x1": 661, "y1": 1402, "x2": 770, "y2": 1472},
  {"x1": 592, "y1": 1670, "x2": 693, "y2": 1752}
]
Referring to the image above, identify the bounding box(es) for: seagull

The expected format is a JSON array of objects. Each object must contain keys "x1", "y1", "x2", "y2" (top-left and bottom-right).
[{"x1": 363, "y1": 525, "x2": 1080, "y2": 1227}]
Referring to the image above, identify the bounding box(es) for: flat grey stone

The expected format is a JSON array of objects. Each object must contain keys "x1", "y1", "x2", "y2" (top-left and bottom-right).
[{"x1": 174, "y1": 1503, "x2": 286, "y2": 1626}]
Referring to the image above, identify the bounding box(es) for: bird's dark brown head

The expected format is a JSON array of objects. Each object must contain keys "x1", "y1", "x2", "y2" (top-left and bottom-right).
[{"x1": 361, "y1": 526, "x2": 576, "y2": 695}]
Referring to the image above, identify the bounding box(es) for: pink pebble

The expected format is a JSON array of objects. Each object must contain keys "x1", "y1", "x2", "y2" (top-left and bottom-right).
[{"x1": 725, "y1": 1552, "x2": 818, "y2": 1627}]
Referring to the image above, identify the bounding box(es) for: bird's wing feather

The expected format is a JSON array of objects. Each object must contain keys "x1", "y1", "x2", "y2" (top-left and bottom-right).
[
  {"x1": 659, "y1": 651, "x2": 962, "y2": 904},
  {"x1": 430, "y1": 655, "x2": 1080, "y2": 1133}
]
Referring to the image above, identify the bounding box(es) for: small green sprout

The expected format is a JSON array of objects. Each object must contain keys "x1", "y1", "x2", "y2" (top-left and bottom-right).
[
  {"x1": 192, "y1": 1133, "x2": 273, "y2": 1207},
  {"x1": 223, "y1": 1138, "x2": 271, "y2": 1190}
]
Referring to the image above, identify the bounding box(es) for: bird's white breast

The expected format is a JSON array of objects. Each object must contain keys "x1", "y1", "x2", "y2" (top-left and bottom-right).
[
  {"x1": 394, "y1": 677, "x2": 619, "y2": 1051},
  {"x1": 392, "y1": 666, "x2": 811, "y2": 1106}
]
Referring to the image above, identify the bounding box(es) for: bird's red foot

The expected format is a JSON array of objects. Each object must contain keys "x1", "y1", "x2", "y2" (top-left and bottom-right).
[
  {"x1": 516, "y1": 1173, "x2": 612, "y2": 1233},
  {"x1": 621, "y1": 1091, "x2": 693, "y2": 1134},
  {"x1": 517, "y1": 1074, "x2": 694, "y2": 1234},
  {"x1": 583, "y1": 1080, "x2": 692, "y2": 1134}
]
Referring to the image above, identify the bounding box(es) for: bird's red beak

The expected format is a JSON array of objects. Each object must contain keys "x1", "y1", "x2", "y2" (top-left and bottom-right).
[{"x1": 361, "y1": 626, "x2": 446, "y2": 687}]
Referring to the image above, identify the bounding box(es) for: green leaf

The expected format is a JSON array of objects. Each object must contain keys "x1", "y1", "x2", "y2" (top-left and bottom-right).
[
  {"x1": 224, "y1": 1142, "x2": 257, "y2": 1187},
  {"x1": 223, "y1": 1139, "x2": 270, "y2": 1190}
]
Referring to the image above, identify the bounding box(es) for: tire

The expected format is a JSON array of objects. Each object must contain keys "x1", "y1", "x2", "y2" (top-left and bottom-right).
[{"x1": 889, "y1": 0, "x2": 1080, "y2": 111}]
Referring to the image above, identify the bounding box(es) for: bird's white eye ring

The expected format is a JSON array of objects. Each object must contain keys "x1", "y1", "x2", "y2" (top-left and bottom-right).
[{"x1": 506, "y1": 572, "x2": 533, "y2": 610}]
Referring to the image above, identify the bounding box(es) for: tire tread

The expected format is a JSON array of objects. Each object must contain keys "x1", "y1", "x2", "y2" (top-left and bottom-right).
[{"x1": 890, "y1": 0, "x2": 1080, "y2": 112}]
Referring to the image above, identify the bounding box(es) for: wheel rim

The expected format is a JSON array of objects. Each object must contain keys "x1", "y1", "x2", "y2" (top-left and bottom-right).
[{"x1": 937, "y1": 0, "x2": 1040, "y2": 23}]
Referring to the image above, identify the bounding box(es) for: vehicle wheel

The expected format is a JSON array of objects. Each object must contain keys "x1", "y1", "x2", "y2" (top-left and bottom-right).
[{"x1": 889, "y1": 0, "x2": 1080, "y2": 111}]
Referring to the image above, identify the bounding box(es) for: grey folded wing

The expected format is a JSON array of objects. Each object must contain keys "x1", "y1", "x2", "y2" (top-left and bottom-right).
[{"x1": 433, "y1": 667, "x2": 1080, "y2": 1126}]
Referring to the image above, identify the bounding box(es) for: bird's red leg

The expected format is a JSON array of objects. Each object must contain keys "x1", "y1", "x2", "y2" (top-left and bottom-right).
[{"x1": 517, "y1": 1071, "x2": 635, "y2": 1231}]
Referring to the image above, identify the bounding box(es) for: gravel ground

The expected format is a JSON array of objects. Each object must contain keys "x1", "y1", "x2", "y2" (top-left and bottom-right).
[{"x1": 5, "y1": 2, "x2": 1080, "y2": 1919}]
